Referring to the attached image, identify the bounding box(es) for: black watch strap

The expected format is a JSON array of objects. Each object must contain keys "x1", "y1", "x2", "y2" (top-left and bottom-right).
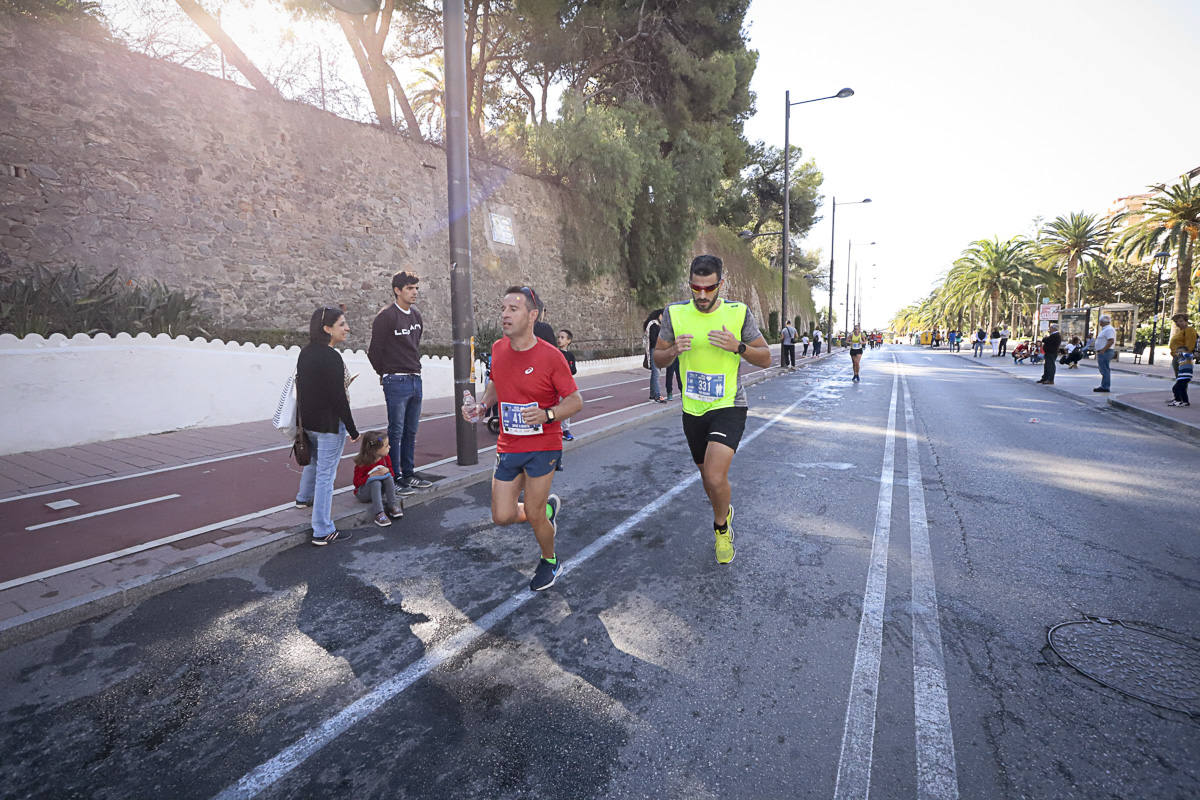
[{"x1": 737, "y1": 342, "x2": 747, "y2": 355}]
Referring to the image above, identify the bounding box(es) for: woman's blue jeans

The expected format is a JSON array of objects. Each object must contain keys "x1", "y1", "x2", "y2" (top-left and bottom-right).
[{"x1": 296, "y1": 424, "x2": 346, "y2": 537}]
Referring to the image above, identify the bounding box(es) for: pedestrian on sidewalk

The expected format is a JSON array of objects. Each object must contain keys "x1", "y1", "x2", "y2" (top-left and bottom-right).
[
  {"x1": 972, "y1": 328, "x2": 986, "y2": 357},
  {"x1": 1037, "y1": 323, "x2": 1061, "y2": 385},
  {"x1": 556, "y1": 329, "x2": 578, "y2": 441},
  {"x1": 800, "y1": 332, "x2": 811, "y2": 357},
  {"x1": 780, "y1": 319, "x2": 797, "y2": 370},
  {"x1": 654, "y1": 255, "x2": 771, "y2": 564},
  {"x1": 665, "y1": 355, "x2": 682, "y2": 401},
  {"x1": 813, "y1": 328, "x2": 823, "y2": 356},
  {"x1": 352, "y1": 431, "x2": 404, "y2": 527},
  {"x1": 297, "y1": 307, "x2": 360, "y2": 546},
  {"x1": 1093, "y1": 314, "x2": 1117, "y2": 393},
  {"x1": 644, "y1": 309, "x2": 667, "y2": 403},
  {"x1": 947, "y1": 329, "x2": 957, "y2": 352},
  {"x1": 368, "y1": 271, "x2": 433, "y2": 498},
  {"x1": 1168, "y1": 314, "x2": 1197, "y2": 377},
  {"x1": 462, "y1": 286, "x2": 582, "y2": 591},
  {"x1": 1170, "y1": 352, "x2": 1192, "y2": 407},
  {"x1": 998, "y1": 326, "x2": 1010, "y2": 357}
]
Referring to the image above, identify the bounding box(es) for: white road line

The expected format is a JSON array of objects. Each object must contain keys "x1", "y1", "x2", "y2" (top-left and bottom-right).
[
  {"x1": 25, "y1": 494, "x2": 182, "y2": 531},
  {"x1": 901, "y1": 366, "x2": 960, "y2": 800},
  {"x1": 212, "y1": 375, "x2": 840, "y2": 800},
  {"x1": 834, "y1": 357, "x2": 899, "y2": 800},
  {"x1": 588, "y1": 394, "x2": 614, "y2": 402}
]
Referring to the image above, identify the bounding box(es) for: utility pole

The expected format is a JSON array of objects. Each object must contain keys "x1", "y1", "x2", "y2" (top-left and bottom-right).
[{"x1": 443, "y1": 0, "x2": 477, "y2": 464}]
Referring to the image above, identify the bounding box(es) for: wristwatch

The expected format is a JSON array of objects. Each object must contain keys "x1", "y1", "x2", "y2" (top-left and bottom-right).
[
  {"x1": 544, "y1": 407, "x2": 556, "y2": 423},
  {"x1": 737, "y1": 342, "x2": 747, "y2": 355}
]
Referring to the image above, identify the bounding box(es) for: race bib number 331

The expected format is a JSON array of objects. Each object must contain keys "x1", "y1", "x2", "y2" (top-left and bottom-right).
[
  {"x1": 500, "y1": 401, "x2": 542, "y2": 435},
  {"x1": 685, "y1": 371, "x2": 725, "y2": 403}
]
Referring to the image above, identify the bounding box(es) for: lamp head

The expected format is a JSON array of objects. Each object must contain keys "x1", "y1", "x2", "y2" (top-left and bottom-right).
[
  {"x1": 861, "y1": 198, "x2": 872, "y2": 204},
  {"x1": 1153, "y1": 250, "x2": 1170, "y2": 263},
  {"x1": 738, "y1": 230, "x2": 754, "y2": 240},
  {"x1": 836, "y1": 88, "x2": 855, "y2": 98}
]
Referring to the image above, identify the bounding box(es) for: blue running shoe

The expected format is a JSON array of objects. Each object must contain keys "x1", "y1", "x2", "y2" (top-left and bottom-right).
[{"x1": 530, "y1": 557, "x2": 562, "y2": 591}]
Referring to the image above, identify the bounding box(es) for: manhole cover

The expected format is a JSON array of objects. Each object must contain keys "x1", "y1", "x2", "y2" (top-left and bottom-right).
[{"x1": 1048, "y1": 618, "x2": 1200, "y2": 716}]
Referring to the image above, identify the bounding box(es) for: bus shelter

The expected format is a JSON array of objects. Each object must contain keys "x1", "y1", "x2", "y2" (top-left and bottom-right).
[{"x1": 1099, "y1": 303, "x2": 1138, "y2": 352}]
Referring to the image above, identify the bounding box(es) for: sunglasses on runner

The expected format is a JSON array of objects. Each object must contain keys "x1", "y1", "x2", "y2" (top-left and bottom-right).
[{"x1": 689, "y1": 281, "x2": 721, "y2": 294}]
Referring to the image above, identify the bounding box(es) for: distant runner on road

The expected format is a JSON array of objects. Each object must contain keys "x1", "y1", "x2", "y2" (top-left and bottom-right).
[
  {"x1": 462, "y1": 286, "x2": 582, "y2": 591},
  {"x1": 654, "y1": 255, "x2": 771, "y2": 564},
  {"x1": 849, "y1": 324, "x2": 865, "y2": 382}
]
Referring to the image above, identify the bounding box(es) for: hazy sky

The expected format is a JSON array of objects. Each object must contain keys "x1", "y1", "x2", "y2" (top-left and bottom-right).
[{"x1": 741, "y1": 0, "x2": 1200, "y2": 327}]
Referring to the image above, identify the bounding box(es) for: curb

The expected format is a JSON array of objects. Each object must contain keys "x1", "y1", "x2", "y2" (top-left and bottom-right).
[
  {"x1": 1107, "y1": 398, "x2": 1200, "y2": 445},
  {"x1": 0, "y1": 364, "x2": 795, "y2": 651}
]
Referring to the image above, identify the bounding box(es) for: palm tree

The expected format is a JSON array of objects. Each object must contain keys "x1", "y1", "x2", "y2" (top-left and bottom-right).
[
  {"x1": 951, "y1": 237, "x2": 1039, "y2": 332},
  {"x1": 1039, "y1": 212, "x2": 1110, "y2": 308},
  {"x1": 1115, "y1": 175, "x2": 1200, "y2": 317}
]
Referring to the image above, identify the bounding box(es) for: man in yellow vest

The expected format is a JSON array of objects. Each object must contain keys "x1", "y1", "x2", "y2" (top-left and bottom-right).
[{"x1": 653, "y1": 255, "x2": 772, "y2": 563}]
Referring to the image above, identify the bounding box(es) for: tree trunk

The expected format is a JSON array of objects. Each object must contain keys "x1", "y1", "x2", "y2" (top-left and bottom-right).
[
  {"x1": 989, "y1": 287, "x2": 1000, "y2": 332},
  {"x1": 384, "y1": 68, "x2": 424, "y2": 139},
  {"x1": 1063, "y1": 253, "x2": 1078, "y2": 307},
  {"x1": 1172, "y1": 237, "x2": 1193, "y2": 316},
  {"x1": 336, "y1": 12, "x2": 393, "y2": 128},
  {"x1": 174, "y1": 0, "x2": 276, "y2": 94}
]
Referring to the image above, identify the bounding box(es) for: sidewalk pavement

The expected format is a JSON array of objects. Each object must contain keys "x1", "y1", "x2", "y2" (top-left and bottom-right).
[
  {"x1": 945, "y1": 347, "x2": 1199, "y2": 443},
  {"x1": 0, "y1": 346, "x2": 846, "y2": 649}
]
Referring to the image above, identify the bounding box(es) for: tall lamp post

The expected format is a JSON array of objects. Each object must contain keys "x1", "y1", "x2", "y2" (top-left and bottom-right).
[
  {"x1": 325, "y1": 0, "x2": 477, "y2": 464},
  {"x1": 827, "y1": 197, "x2": 871, "y2": 345},
  {"x1": 1148, "y1": 250, "x2": 1170, "y2": 365},
  {"x1": 846, "y1": 240, "x2": 876, "y2": 336},
  {"x1": 781, "y1": 87, "x2": 854, "y2": 328}
]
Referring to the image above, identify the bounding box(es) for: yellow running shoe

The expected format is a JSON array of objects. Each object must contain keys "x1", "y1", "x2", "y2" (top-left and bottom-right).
[{"x1": 714, "y1": 504, "x2": 735, "y2": 564}]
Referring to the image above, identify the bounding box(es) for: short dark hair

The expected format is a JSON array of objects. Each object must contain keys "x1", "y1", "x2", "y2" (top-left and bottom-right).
[
  {"x1": 308, "y1": 306, "x2": 343, "y2": 345},
  {"x1": 690, "y1": 254, "x2": 723, "y2": 280},
  {"x1": 558, "y1": 328, "x2": 573, "y2": 341},
  {"x1": 504, "y1": 285, "x2": 539, "y2": 313},
  {"x1": 392, "y1": 271, "x2": 419, "y2": 291}
]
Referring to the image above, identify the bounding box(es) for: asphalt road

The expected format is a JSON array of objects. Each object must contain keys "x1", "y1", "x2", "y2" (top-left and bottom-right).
[{"x1": 1, "y1": 346, "x2": 1197, "y2": 799}]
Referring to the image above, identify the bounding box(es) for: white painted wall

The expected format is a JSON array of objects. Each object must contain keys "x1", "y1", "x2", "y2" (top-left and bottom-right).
[{"x1": 0, "y1": 333, "x2": 643, "y2": 455}]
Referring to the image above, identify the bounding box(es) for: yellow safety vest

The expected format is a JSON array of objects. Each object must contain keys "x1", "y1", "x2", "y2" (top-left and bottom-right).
[{"x1": 669, "y1": 299, "x2": 748, "y2": 416}]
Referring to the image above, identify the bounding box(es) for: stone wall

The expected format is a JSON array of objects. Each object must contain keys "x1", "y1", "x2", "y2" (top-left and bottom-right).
[{"x1": 0, "y1": 15, "x2": 639, "y2": 350}]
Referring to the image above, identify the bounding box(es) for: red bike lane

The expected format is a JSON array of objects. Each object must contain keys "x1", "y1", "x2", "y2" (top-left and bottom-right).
[{"x1": 0, "y1": 369, "x2": 690, "y2": 584}]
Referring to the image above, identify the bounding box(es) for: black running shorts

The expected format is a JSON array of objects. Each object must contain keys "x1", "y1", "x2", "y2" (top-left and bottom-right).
[
  {"x1": 682, "y1": 406, "x2": 748, "y2": 464},
  {"x1": 850, "y1": 348, "x2": 863, "y2": 356}
]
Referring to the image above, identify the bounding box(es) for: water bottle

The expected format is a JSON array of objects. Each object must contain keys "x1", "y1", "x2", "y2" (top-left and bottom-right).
[{"x1": 463, "y1": 390, "x2": 481, "y2": 422}]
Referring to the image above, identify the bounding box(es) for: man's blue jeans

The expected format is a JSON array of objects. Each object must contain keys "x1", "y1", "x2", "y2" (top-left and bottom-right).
[
  {"x1": 383, "y1": 374, "x2": 422, "y2": 479},
  {"x1": 296, "y1": 423, "x2": 346, "y2": 537},
  {"x1": 648, "y1": 355, "x2": 662, "y2": 400},
  {"x1": 1097, "y1": 350, "x2": 1113, "y2": 390}
]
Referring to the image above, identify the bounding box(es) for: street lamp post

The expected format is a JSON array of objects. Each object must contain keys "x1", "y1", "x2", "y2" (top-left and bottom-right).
[
  {"x1": 827, "y1": 198, "x2": 871, "y2": 345},
  {"x1": 780, "y1": 88, "x2": 854, "y2": 329},
  {"x1": 1148, "y1": 250, "x2": 1170, "y2": 365},
  {"x1": 846, "y1": 240, "x2": 876, "y2": 337}
]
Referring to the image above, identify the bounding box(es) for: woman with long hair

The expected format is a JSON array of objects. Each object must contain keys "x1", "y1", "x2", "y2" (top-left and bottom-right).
[{"x1": 296, "y1": 306, "x2": 360, "y2": 545}]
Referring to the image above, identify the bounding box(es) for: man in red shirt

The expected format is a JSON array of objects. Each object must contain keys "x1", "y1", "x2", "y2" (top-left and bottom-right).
[{"x1": 463, "y1": 286, "x2": 583, "y2": 591}]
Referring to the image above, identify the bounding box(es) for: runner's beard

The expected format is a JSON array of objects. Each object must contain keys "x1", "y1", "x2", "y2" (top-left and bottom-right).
[{"x1": 693, "y1": 293, "x2": 719, "y2": 312}]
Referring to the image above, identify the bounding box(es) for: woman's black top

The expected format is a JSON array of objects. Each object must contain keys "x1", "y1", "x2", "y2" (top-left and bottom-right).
[{"x1": 297, "y1": 343, "x2": 358, "y2": 438}]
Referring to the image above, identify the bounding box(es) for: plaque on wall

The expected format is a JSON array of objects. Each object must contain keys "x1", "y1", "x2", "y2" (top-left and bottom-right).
[{"x1": 489, "y1": 213, "x2": 516, "y2": 245}]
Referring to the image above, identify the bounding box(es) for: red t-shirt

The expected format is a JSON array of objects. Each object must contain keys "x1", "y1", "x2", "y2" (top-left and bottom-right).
[
  {"x1": 490, "y1": 336, "x2": 578, "y2": 453},
  {"x1": 353, "y1": 455, "x2": 393, "y2": 491}
]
